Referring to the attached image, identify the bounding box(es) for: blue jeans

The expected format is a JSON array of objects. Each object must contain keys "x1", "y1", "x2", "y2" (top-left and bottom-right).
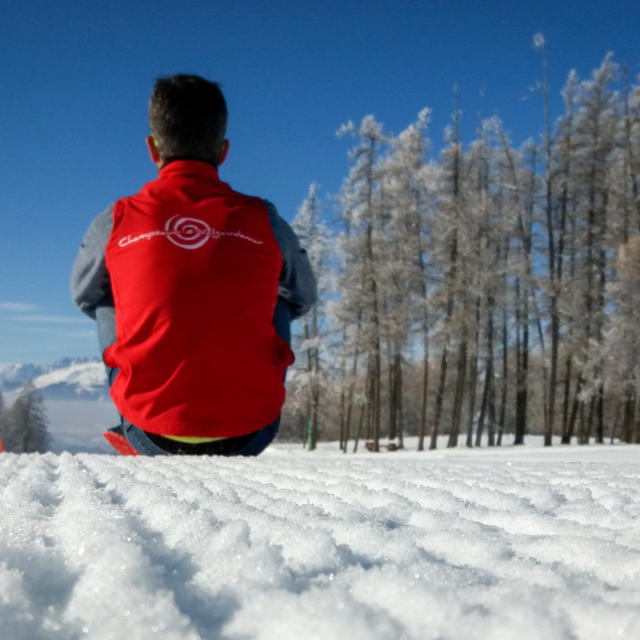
[
  {"x1": 99, "y1": 298, "x2": 292, "y2": 456},
  {"x1": 122, "y1": 416, "x2": 281, "y2": 456}
]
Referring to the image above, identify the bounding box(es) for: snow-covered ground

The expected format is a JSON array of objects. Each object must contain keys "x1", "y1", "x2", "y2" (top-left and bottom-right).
[{"x1": 1, "y1": 439, "x2": 639, "y2": 639}]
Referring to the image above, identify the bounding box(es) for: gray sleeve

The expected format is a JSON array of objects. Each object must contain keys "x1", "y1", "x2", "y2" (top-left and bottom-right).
[
  {"x1": 265, "y1": 201, "x2": 317, "y2": 319},
  {"x1": 70, "y1": 204, "x2": 114, "y2": 320}
]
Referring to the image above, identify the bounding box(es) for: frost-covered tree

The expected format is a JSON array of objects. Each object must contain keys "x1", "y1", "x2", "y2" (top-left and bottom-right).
[
  {"x1": 428, "y1": 98, "x2": 467, "y2": 450},
  {"x1": 379, "y1": 108, "x2": 433, "y2": 449},
  {"x1": 548, "y1": 68, "x2": 580, "y2": 443},
  {"x1": 464, "y1": 118, "x2": 510, "y2": 448},
  {"x1": 605, "y1": 235, "x2": 640, "y2": 443},
  {"x1": 7, "y1": 381, "x2": 50, "y2": 453},
  {"x1": 334, "y1": 116, "x2": 389, "y2": 452},
  {"x1": 599, "y1": 72, "x2": 640, "y2": 443},
  {"x1": 560, "y1": 55, "x2": 620, "y2": 444},
  {"x1": 535, "y1": 32, "x2": 562, "y2": 447},
  {"x1": 291, "y1": 183, "x2": 332, "y2": 450}
]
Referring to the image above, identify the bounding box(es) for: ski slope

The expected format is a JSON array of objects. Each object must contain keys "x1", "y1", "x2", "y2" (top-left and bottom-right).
[{"x1": 1, "y1": 443, "x2": 639, "y2": 639}]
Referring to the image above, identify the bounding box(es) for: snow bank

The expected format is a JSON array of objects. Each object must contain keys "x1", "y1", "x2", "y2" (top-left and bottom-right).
[{"x1": 0, "y1": 446, "x2": 639, "y2": 639}]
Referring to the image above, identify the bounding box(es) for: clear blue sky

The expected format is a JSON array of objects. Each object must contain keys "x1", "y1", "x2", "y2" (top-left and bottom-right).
[{"x1": 1, "y1": 0, "x2": 638, "y2": 364}]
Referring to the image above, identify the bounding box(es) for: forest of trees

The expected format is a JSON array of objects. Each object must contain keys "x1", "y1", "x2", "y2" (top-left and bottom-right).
[
  {"x1": 0, "y1": 382, "x2": 50, "y2": 454},
  {"x1": 283, "y1": 47, "x2": 640, "y2": 452}
]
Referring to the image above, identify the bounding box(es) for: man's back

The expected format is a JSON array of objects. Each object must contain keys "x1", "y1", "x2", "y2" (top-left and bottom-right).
[{"x1": 104, "y1": 160, "x2": 294, "y2": 438}]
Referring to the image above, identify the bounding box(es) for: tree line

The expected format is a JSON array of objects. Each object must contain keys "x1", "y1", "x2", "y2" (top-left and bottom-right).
[
  {"x1": 0, "y1": 382, "x2": 50, "y2": 454},
  {"x1": 284, "y1": 47, "x2": 640, "y2": 452}
]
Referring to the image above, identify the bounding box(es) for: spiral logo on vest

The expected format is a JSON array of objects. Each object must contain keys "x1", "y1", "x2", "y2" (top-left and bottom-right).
[
  {"x1": 117, "y1": 216, "x2": 264, "y2": 250},
  {"x1": 165, "y1": 216, "x2": 211, "y2": 250}
]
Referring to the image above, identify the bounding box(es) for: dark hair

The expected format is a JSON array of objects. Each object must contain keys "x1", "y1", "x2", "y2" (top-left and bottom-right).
[{"x1": 148, "y1": 74, "x2": 228, "y2": 165}]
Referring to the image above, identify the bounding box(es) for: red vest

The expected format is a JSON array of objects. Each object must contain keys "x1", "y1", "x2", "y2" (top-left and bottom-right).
[{"x1": 104, "y1": 161, "x2": 294, "y2": 438}]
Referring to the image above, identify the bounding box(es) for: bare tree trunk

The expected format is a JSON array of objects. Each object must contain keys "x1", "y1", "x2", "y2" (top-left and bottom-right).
[
  {"x1": 339, "y1": 387, "x2": 346, "y2": 452},
  {"x1": 561, "y1": 356, "x2": 573, "y2": 443},
  {"x1": 417, "y1": 347, "x2": 430, "y2": 451},
  {"x1": 497, "y1": 238, "x2": 509, "y2": 447},
  {"x1": 514, "y1": 276, "x2": 529, "y2": 446},
  {"x1": 476, "y1": 293, "x2": 496, "y2": 447},
  {"x1": 464, "y1": 298, "x2": 481, "y2": 448},
  {"x1": 577, "y1": 399, "x2": 587, "y2": 445},
  {"x1": 352, "y1": 404, "x2": 365, "y2": 453},
  {"x1": 564, "y1": 374, "x2": 583, "y2": 444},
  {"x1": 622, "y1": 385, "x2": 636, "y2": 443},
  {"x1": 430, "y1": 235, "x2": 456, "y2": 450},
  {"x1": 397, "y1": 361, "x2": 405, "y2": 449},
  {"x1": 416, "y1": 200, "x2": 430, "y2": 452},
  {"x1": 431, "y1": 346, "x2": 449, "y2": 450},
  {"x1": 342, "y1": 327, "x2": 362, "y2": 453},
  {"x1": 448, "y1": 337, "x2": 468, "y2": 448},
  {"x1": 388, "y1": 344, "x2": 402, "y2": 444},
  {"x1": 387, "y1": 334, "x2": 397, "y2": 443},
  {"x1": 304, "y1": 311, "x2": 321, "y2": 451},
  {"x1": 594, "y1": 240, "x2": 607, "y2": 444}
]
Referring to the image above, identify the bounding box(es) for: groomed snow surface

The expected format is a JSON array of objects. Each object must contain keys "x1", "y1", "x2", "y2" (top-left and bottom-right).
[{"x1": 1, "y1": 441, "x2": 639, "y2": 640}]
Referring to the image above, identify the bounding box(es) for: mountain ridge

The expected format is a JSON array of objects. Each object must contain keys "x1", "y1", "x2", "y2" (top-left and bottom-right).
[{"x1": 0, "y1": 358, "x2": 109, "y2": 400}]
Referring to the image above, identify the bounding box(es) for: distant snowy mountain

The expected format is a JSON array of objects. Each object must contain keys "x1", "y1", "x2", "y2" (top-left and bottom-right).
[
  {"x1": 0, "y1": 362, "x2": 48, "y2": 388},
  {"x1": 0, "y1": 358, "x2": 109, "y2": 400}
]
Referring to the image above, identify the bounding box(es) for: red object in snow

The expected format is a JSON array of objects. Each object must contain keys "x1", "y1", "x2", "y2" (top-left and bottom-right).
[
  {"x1": 0, "y1": 440, "x2": 4, "y2": 453},
  {"x1": 103, "y1": 430, "x2": 139, "y2": 456}
]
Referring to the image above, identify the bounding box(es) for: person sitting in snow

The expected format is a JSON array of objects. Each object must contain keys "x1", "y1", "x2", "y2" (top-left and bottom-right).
[{"x1": 71, "y1": 74, "x2": 316, "y2": 455}]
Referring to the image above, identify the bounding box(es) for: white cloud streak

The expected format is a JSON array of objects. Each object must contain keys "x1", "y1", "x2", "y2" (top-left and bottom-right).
[
  {"x1": 15, "y1": 315, "x2": 91, "y2": 325},
  {"x1": 0, "y1": 302, "x2": 39, "y2": 313}
]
